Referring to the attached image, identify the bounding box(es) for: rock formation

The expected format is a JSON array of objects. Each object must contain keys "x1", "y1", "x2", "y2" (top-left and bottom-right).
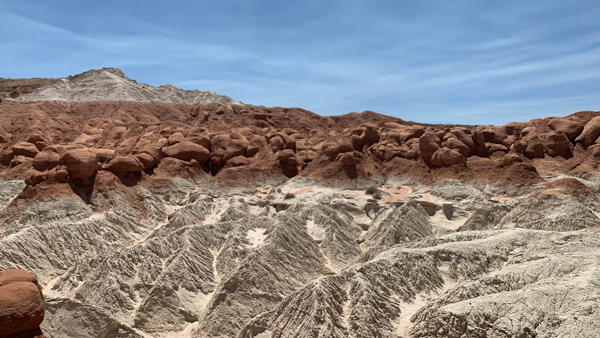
[
  {"x1": 0, "y1": 269, "x2": 46, "y2": 338},
  {"x1": 0, "y1": 69, "x2": 598, "y2": 338}
]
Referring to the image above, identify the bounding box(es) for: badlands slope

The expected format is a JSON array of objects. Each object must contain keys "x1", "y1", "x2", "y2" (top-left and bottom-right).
[{"x1": 0, "y1": 68, "x2": 599, "y2": 338}]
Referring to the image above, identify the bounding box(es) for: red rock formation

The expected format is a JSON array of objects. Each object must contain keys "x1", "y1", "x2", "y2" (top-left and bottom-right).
[
  {"x1": 0, "y1": 99, "x2": 596, "y2": 186},
  {"x1": 0, "y1": 269, "x2": 45, "y2": 337},
  {"x1": 58, "y1": 149, "x2": 101, "y2": 180}
]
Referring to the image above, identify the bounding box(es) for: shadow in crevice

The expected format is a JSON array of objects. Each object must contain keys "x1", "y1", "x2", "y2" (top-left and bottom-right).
[
  {"x1": 68, "y1": 175, "x2": 96, "y2": 204},
  {"x1": 113, "y1": 171, "x2": 143, "y2": 187},
  {"x1": 343, "y1": 165, "x2": 358, "y2": 179},
  {"x1": 280, "y1": 162, "x2": 298, "y2": 178}
]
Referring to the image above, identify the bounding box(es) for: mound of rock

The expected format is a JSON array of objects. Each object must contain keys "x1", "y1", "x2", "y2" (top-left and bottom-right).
[
  {"x1": 14, "y1": 68, "x2": 239, "y2": 105},
  {"x1": 0, "y1": 269, "x2": 45, "y2": 337}
]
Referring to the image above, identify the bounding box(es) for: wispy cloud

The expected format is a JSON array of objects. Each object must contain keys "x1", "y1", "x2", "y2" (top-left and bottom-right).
[{"x1": 0, "y1": 0, "x2": 597, "y2": 124}]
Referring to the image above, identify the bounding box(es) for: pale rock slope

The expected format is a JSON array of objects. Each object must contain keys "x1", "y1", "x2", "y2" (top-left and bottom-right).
[
  {"x1": 0, "y1": 175, "x2": 599, "y2": 338},
  {"x1": 15, "y1": 68, "x2": 239, "y2": 105}
]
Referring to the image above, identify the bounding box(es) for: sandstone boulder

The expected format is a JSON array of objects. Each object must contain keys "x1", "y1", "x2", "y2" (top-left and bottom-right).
[
  {"x1": 324, "y1": 139, "x2": 354, "y2": 160},
  {"x1": 92, "y1": 148, "x2": 116, "y2": 164},
  {"x1": 246, "y1": 135, "x2": 265, "y2": 157},
  {"x1": 449, "y1": 129, "x2": 477, "y2": 155},
  {"x1": 25, "y1": 170, "x2": 45, "y2": 186},
  {"x1": 134, "y1": 146, "x2": 163, "y2": 165},
  {"x1": 497, "y1": 153, "x2": 524, "y2": 167},
  {"x1": 10, "y1": 155, "x2": 30, "y2": 167},
  {"x1": 399, "y1": 125, "x2": 426, "y2": 143},
  {"x1": 524, "y1": 138, "x2": 545, "y2": 159},
  {"x1": 337, "y1": 152, "x2": 357, "y2": 166},
  {"x1": 164, "y1": 142, "x2": 210, "y2": 163},
  {"x1": 351, "y1": 134, "x2": 363, "y2": 151},
  {"x1": 419, "y1": 132, "x2": 441, "y2": 164},
  {"x1": 548, "y1": 118, "x2": 583, "y2": 141},
  {"x1": 482, "y1": 125, "x2": 511, "y2": 147},
  {"x1": 167, "y1": 132, "x2": 185, "y2": 145},
  {"x1": 104, "y1": 156, "x2": 144, "y2": 173},
  {"x1": 12, "y1": 142, "x2": 39, "y2": 158},
  {"x1": 0, "y1": 269, "x2": 44, "y2": 336},
  {"x1": 575, "y1": 116, "x2": 600, "y2": 148},
  {"x1": 47, "y1": 168, "x2": 70, "y2": 183},
  {"x1": 228, "y1": 156, "x2": 250, "y2": 167},
  {"x1": 60, "y1": 149, "x2": 101, "y2": 179},
  {"x1": 187, "y1": 134, "x2": 211, "y2": 150},
  {"x1": 444, "y1": 136, "x2": 469, "y2": 158},
  {"x1": 360, "y1": 123, "x2": 380, "y2": 146},
  {"x1": 431, "y1": 148, "x2": 464, "y2": 167},
  {"x1": 278, "y1": 149, "x2": 297, "y2": 164},
  {"x1": 486, "y1": 143, "x2": 509, "y2": 155},
  {"x1": 134, "y1": 153, "x2": 155, "y2": 170},
  {"x1": 404, "y1": 142, "x2": 420, "y2": 160},
  {"x1": 223, "y1": 132, "x2": 249, "y2": 163},
  {"x1": 32, "y1": 149, "x2": 60, "y2": 171},
  {"x1": 269, "y1": 133, "x2": 296, "y2": 152},
  {"x1": 504, "y1": 122, "x2": 527, "y2": 136},
  {"x1": 543, "y1": 132, "x2": 572, "y2": 158}
]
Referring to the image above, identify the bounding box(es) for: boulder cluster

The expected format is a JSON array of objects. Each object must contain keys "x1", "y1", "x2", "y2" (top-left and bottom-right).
[
  {"x1": 0, "y1": 101, "x2": 596, "y2": 186},
  {"x1": 0, "y1": 269, "x2": 45, "y2": 338}
]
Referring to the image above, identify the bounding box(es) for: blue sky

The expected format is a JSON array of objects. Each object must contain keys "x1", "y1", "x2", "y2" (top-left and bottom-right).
[{"x1": 0, "y1": 0, "x2": 598, "y2": 124}]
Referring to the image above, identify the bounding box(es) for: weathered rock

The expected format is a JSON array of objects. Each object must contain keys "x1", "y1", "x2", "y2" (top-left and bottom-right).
[
  {"x1": 497, "y1": 153, "x2": 524, "y2": 167},
  {"x1": 12, "y1": 142, "x2": 39, "y2": 158},
  {"x1": 92, "y1": 148, "x2": 116, "y2": 164},
  {"x1": 444, "y1": 136, "x2": 469, "y2": 158},
  {"x1": 442, "y1": 203, "x2": 454, "y2": 220},
  {"x1": 419, "y1": 132, "x2": 441, "y2": 164},
  {"x1": 223, "y1": 132, "x2": 249, "y2": 163},
  {"x1": 543, "y1": 131, "x2": 572, "y2": 158},
  {"x1": 547, "y1": 118, "x2": 584, "y2": 141},
  {"x1": 32, "y1": 150, "x2": 60, "y2": 171},
  {"x1": 338, "y1": 152, "x2": 357, "y2": 166},
  {"x1": 278, "y1": 149, "x2": 297, "y2": 164},
  {"x1": 25, "y1": 170, "x2": 45, "y2": 186},
  {"x1": 575, "y1": 116, "x2": 600, "y2": 148},
  {"x1": 227, "y1": 156, "x2": 250, "y2": 167},
  {"x1": 482, "y1": 125, "x2": 511, "y2": 147},
  {"x1": 449, "y1": 129, "x2": 477, "y2": 155},
  {"x1": 167, "y1": 132, "x2": 185, "y2": 145},
  {"x1": 431, "y1": 148, "x2": 464, "y2": 167},
  {"x1": 134, "y1": 153, "x2": 155, "y2": 169},
  {"x1": 523, "y1": 137, "x2": 545, "y2": 159},
  {"x1": 246, "y1": 135, "x2": 265, "y2": 157},
  {"x1": 324, "y1": 139, "x2": 354, "y2": 160},
  {"x1": 0, "y1": 269, "x2": 44, "y2": 336},
  {"x1": 486, "y1": 142, "x2": 509, "y2": 155},
  {"x1": 360, "y1": 123, "x2": 380, "y2": 146},
  {"x1": 504, "y1": 121, "x2": 528, "y2": 136},
  {"x1": 134, "y1": 146, "x2": 163, "y2": 165},
  {"x1": 164, "y1": 142, "x2": 210, "y2": 162},
  {"x1": 60, "y1": 149, "x2": 101, "y2": 179},
  {"x1": 104, "y1": 156, "x2": 144, "y2": 173}
]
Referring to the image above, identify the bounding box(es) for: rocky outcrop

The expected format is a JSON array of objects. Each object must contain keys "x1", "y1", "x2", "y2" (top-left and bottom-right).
[
  {"x1": 13, "y1": 68, "x2": 239, "y2": 105},
  {"x1": 0, "y1": 269, "x2": 45, "y2": 337},
  {"x1": 163, "y1": 142, "x2": 210, "y2": 163},
  {"x1": 59, "y1": 149, "x2": 101, "y2": 180},
  {"x1": 103, "y1": 156, "x2": 144, "y2": 173}
]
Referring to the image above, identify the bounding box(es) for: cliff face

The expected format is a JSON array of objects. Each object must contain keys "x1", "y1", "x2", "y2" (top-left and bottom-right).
[{"x1": 0, "y1": 69, "x2": 599, "y2": 338}]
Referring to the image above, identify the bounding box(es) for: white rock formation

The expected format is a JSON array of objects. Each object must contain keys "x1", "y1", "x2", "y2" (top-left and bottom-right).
[
  {"x1": 15, "y1": 68, "x2": 239, "y2": 105},
  {"x1": 0, "y1": 176, "x2": 598, "y2": 337}
]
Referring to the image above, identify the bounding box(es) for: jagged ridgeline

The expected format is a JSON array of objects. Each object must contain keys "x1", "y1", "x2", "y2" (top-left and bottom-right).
[{"x1": 0, "y1": 69, "x2": 598, "y2": 338}]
